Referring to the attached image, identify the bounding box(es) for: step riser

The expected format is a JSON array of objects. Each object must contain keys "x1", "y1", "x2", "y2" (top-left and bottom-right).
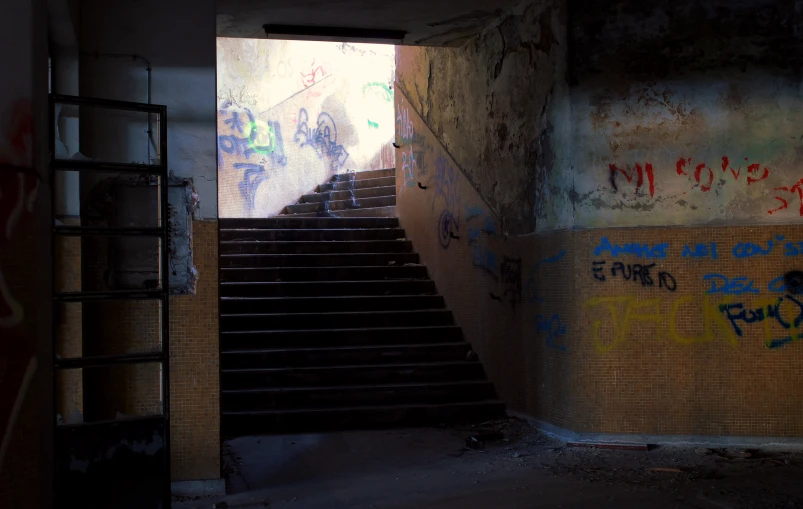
[
  {"x1": 222, "y1": 402, "x2": 505, "y2": 436},
  {"x1": 332, "y1": 169, "x2": 393, "y2": 181},
  {"x1": 222, "y1": 363, "x2": 487, "y2": 390},
  {"x1": 220, "y1": 240, "x2": 413, "y2": 255},
  {"x1": 220, "y1": 266, "x2": 428, "y2": 283},
  {"x1": 286, "y1": 196, "x2": 396, "y2": 214},
  {"x1": 220, "y1": 280, "x2": 436, "y2": 298},
  {"x1": 220, "y1": 228, "x2": 406, "y2": 242},
  {"x1": 317, "y1": 176, "x2": 395, "y2": 192},
  {"x1": 220, "y1": 311, "x2": 453, "y2": 332},
  {"x1": 301, "y1": 186, "x2": 395, "y2": 203},
  {"x1": 221, "y1": 383, "x2": 496, "y2": 411},
  {"x1": 284, "y1": 206, "x2": 397, "y2": 218},
  {"x1": 220, "y1": 296, "x2": 445, "y2": 314},
  {"x1": 219, "y1": 217, "x2": 399, "y2": 229},
  {"x1": 221, "y1": 344, "x2": 472, "y2": 369},
  {"x1": 221, "y1": 327, "x2": 464, "y2": 349},
  {"x1": 220, "y1": 253, "x2": 420, "y2": 268}
]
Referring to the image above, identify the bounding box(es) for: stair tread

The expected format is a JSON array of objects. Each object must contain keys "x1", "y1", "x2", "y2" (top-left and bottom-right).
[
  {"x1": 221, "y1": 309, "x2": 447, "y2": 318},
  {"x1": 222, "y1": 380, "x2": 490, "y2": 394},
  {"x1": 222, "y1": 325, "x2": 459, "y2": 335},
  {"x1": 222, "y1": 342, "x2": 467, "y2": 355},
  {"x1": 281, "y1": 205, "x2": 396, "y2": 217},
  {"x1": 222, "y1": 360, "x2": 478, "y2": 373},
  {"x1": 223, "y1": 399, "x2": 503, "y2": 415}
]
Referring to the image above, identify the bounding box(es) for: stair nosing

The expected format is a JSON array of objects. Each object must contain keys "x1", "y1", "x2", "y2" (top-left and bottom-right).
[
  {"x1": 220, "y1": 309, "x2": 450, "y2": 319},
  {"x1": 221, "y1": 325, "x2": 460, "y2": 335},
  {"x1": 222, "y1": 399, "x2": 504, "y2": 416},
  {"x1": 221, "y1": 342, "x2": 468, "y2": 355},
  {"x1": 222, "y1": 360, "x2": 481, "y2": 373},
  {"x1": 221, "y1": 380, "x2": 489, "y2": 394}
]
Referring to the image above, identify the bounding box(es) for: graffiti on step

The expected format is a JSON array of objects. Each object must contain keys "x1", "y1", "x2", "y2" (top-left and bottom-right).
[
  {"x1": 525, "y1": 250, "x2": 566, "y2": 303},
  {"x1": 591, "y1": 260, "x2": 677, "y2": 291},
  {"x1": 586, "y1": 295, "x2": 738, "y2": 352},
  {"x1": 535, "y1": 314, "x2": 568, "y2": 352},
  {"x1": 294, "y1": 108, "x2": 350, "y2": 171},
  {"x1": 218, "y1": 108, "x2": 287, "y2": 209}
]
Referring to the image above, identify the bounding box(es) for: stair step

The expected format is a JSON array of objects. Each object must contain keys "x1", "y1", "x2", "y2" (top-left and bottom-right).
[
  {"x1": 220, "y1": 228, "x2": 406, "y2": 242},
  {"x1": 221, "y1": 400, "x2": 505, "y2": 436},
  {"x1": 221, "y1": 380, "x2": 496, "y2": 411},
  {"x1": 219, "y1": 240, "x2": 413, "y2": 255},
  {"x1": 301, "y1": 186, "x2": 396, "y2": 203},
  {"x1": 221, "y1": 361, "x2": 487, "y2": 389},
  {"x1": 332, "y1": 168, "x2": 394, "y2": 181},
  {"x1": 220, "y1": 279, "x2": 437, "y2": 298},
  {"x1": 220, "y1": 295, "x2": 446, "y2": 314},
  {"x1": 282, "y1": 205, "x2": 396, "y2": 218},
  {"x1": 220, "y1": 309, "x2": 453, "y2": 332},
  {"x1": 221, "y1": 325, "x2": 464, "y2": 349},
  {"x1": 219, "y1": 217, "x2": 399, "y2": 230},
  {"x1": 317, "y1": 176, "x2": 395, "y2": 192},
  {"x1": 220, "y1": 343, "x2": 472, "y2": 369},
  {"x1": 220, "y1": 253, "x2": 420, "y2": 268},
  {"x1": 220, "y1": 265, "x2": 427, "y2": 283},
  {"x1": 285, "y1": 195, "x2": 396, "y2": 215}
]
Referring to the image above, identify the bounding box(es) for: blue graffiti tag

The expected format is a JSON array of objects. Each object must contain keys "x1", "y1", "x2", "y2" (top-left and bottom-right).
[
  {"x1": 535, "y1": 314, "x2": 568, "y2": 352},
  {"x1": 732, "y1": 235, "x2": 785, "y2": 258},
  {"x1": 593, "y1": 237, "x2": 668, "y2": 259},
  {"x1": 434, "y1": 156, "x2": 461, "y2": 210},
  {"x1": 784, "y1": 241, "x2": 803, "y2": 256},
  {"x1": 294, "y1": 108, "x2": 349, "y2": 170},
  {"x1": 719, "y1": 294, "x2": 803, "y2": 348},
  {"x1": 682, "y1": 242, "x2": 718, "y2": 259},
  {"x1": 233, "y1": 163, "x2": 269, "y2": 208},
  {"x1": 525, "y1": 250, "x2": 567, "y2": 303},
  {"x1": 703, "y1": 274, "x2": 760, "y2": 295}
]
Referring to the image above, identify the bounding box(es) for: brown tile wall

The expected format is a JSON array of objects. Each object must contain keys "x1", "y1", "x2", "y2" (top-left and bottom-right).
[
  {"x1": 54, "y1": 219, "x2": 220, "y2": 480},
  {"x1": 168, "y1": 219, "x2": 219, "y2": 481},
  {"x1": 396, "y1": 87, "x2": 803, "y2": 438},
  {"x1": 54, "y1": 217, "x2": 82, "y2": 419}
]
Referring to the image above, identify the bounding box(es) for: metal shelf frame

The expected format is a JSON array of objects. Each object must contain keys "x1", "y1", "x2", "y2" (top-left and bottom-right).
[{"x1": 49, "y1": 94, "x2": 171, "y2": 508}]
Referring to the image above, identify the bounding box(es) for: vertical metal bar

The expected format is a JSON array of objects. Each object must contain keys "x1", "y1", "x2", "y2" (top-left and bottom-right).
[
  {"x1": 159, "y1": 105, "x2": 171, "y2": 508},
  {"x1": 48, "y1": 94, "x2": 58, "y2": 502}
]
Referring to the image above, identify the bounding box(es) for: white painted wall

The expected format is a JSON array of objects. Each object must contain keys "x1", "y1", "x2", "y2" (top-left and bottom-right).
[{"x1": 79, "y1": 0, "x2": 218, "y2": 218}]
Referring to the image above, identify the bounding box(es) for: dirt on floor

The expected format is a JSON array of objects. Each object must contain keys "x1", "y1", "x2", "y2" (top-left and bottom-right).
[{"x1": 175, "y1": 417, "x2": 803, "y2": 509}]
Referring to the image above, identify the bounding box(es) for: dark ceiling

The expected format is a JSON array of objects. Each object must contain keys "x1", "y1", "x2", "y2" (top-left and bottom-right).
[{"x1": 216, "y1": 0, "x2": 525, "y2": 46}]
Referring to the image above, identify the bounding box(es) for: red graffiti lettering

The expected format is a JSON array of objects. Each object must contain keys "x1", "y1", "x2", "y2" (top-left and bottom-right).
[
  {"x1": 721, "y1": 156, "x2": 740, "y2": 179},
  {"x1": 609, "y1": 162, "x2": 655, "y2": 197},
  {"x1": 768, "y1": 177, "x2": 803, "y2": 216},
  {"x1": 746, "y1": 163, "x2": 770, "y2": 184},
  {"x1": 676, "y1": 157, "x2": 691, "y2": 176},
  {"x1": 694, "y1": 163, "x2": 713, "y2": 192}
]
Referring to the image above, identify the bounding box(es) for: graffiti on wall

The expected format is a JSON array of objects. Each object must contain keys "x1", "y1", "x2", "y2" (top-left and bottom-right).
[
  {"x1": 294, "y1": 108, "x2": 350, "y2": 171},
  {"x1": 218, "y1": 107, "x2": 287, "y2": 208},
  {"x1": 591, "y1": 260, "x2": 677, "y2": 291},
  {"x1": 606, "y1": 156, "x2": 803, "y2": 216},
  {"x1": 363, "y1": 82, "x2": 393, "y2": 129},
  {"x1": 535, "y1": 314, "x2": 568, "y2": 352}
]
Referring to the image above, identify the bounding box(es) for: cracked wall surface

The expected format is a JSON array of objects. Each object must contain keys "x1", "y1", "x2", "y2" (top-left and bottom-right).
[
  {"x1": 396, "y1": 0, "x2": 573, "y2": 235},
  {"x1": 569, "y1": 0, "x2": 803, "y2": 228}
]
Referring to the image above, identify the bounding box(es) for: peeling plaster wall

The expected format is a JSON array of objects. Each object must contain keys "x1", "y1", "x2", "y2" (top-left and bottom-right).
[
  {"x1": 570, "y1": 0, "x2": 803, "y2": 228},
  {"x1": 396, "y1": 0, "x2": 573, "y2": 234}
]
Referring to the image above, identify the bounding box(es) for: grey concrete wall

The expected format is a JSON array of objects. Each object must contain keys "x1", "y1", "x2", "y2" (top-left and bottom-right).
[
  {"x1": 569, "y1": 0, "x2": 803, "y2": 228},
  {"x1": 396, "y1": 0, "x2": 572, "y2": 235},
  {"x1": 79, "y1": 0, "x2": 217, "y2": 219}
]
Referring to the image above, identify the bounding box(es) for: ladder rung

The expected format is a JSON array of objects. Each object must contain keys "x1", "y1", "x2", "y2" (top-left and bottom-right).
[{"x1": 55, "y1": 352, "x2": 166, "y2": 369}]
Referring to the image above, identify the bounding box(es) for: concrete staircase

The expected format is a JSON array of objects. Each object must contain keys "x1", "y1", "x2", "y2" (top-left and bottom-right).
[
  {"x1": 281, "y1": 168, "x2": 397, "y2": 217},
  {"x1": 219, "y1": 169, "x2": 504, "y2": 436}
]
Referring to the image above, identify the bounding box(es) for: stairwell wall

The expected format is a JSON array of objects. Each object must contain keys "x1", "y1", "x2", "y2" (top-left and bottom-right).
[{"x1": 396, "y1": 0, "x2": 803, "y2": 438}]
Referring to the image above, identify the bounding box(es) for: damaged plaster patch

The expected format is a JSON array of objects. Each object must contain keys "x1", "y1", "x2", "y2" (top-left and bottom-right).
[{"x1": 168, "y1": 173, "x2": 201, "y2": 295}]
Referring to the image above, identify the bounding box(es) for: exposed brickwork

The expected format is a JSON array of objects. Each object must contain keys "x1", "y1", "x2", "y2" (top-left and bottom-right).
[{"x1": 169, "y1": 219, "x2": 220, "y2": 480}]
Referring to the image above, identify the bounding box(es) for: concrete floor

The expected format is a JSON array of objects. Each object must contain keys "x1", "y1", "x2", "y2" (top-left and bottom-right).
[{"x1": 175, "y1": 418, "x2": 803, "y2": 509}]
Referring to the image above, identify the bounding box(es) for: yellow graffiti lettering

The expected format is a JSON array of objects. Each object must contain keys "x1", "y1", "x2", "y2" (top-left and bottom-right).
[
  {"x1": 586, "y1": 297, "x2": 660, "y2": 352},
  {"x1": 668, "y1": 295, "x2": 738, "y2": 346}
]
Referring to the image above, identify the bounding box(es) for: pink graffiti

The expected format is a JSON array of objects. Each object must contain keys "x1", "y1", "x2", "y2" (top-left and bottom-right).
[{"x1": 300, "y1": 59, "x2": 328, "y2": 89}]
